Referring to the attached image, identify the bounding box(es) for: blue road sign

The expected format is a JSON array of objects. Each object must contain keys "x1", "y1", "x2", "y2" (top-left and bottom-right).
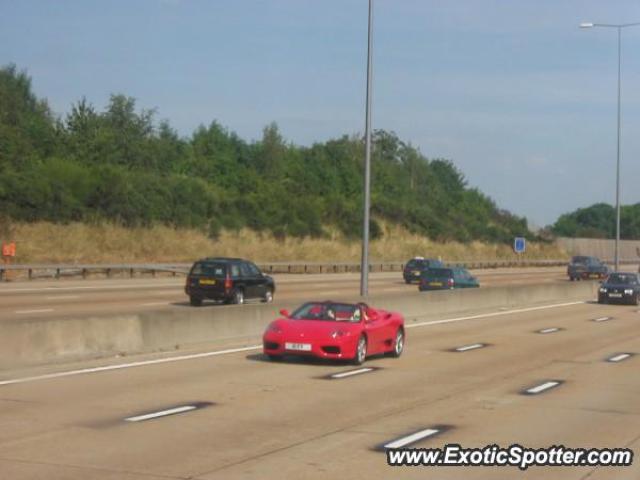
[{"x1": 514, "y1": 237, "x2": 526, "y2": 254}]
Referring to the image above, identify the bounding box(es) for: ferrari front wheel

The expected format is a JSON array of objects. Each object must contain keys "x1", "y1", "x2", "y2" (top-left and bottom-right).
[
  {"x1": 390, "y1": 328, "x2": 404, "y2": 358},
  {"x1": 353, "y1": 335, "x2": 367, "y2": 365}
]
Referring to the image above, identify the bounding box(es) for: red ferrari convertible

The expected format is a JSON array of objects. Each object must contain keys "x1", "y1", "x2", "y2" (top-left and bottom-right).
[{"x1": 262, "y1": 301, "x2": 405, "y2": 364}]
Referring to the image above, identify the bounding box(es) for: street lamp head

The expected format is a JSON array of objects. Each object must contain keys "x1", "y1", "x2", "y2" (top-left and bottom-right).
[{"x1": 580, "y1": 22, "x2": 594, "y2": 28}]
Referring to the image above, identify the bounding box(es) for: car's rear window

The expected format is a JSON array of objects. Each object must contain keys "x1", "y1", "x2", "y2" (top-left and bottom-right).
[
  {"x1": 422, "y1": 268, "x2": 452, "y2": 278},
  {"x1": 572, "y1": 256, "x2": 589, "y2": 265},
  {"x1": 407, "y1": 258, "x2": 442, "y2": 269},
  {"x1": 190, "y1": 262, "x2": 226, "y2": 277},
  {"x1": 407, "y1": 259, "x2": 425, "y2": 269}
]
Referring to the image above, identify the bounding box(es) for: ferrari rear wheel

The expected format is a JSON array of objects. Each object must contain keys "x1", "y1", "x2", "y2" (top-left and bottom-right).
[
  {"x1": 353, "y1": 335, "x2": 367, "y2": 365},
  {"x1": 390, "y1": 328, "x2": 404, "y2": 358}
]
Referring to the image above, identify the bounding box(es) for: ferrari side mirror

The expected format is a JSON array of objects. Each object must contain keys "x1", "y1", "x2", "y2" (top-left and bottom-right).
[{"x1": 279, "y1": 309, "x2": 290, "y2": 318}]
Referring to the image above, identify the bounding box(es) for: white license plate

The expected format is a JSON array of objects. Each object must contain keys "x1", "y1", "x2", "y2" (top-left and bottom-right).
[
  {"x1": 285, "y1": 342, "x2": 312, "y2": 351},
  {"x1": 609, "y1": 293, "x2": 623, "y2": 298}
]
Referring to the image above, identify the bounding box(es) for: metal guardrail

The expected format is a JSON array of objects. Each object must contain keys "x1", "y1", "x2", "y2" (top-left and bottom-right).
[
  {"x1": 0, "y1": 263, "x2": 191, "y2": 281},
  {"x1": 0, "y1": 259, "x2": 567, "y2": 281},
  {"x1": 1, "y1": 258, "x2": 637, "y2": 281}
]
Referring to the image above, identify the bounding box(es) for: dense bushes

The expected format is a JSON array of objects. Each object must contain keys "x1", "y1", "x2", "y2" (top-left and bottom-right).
[
  {"x1": 0, "y1": 64, "x2": 532, "y2": 243},
  {"x1": 552, "y1": 203, "x2": 640, "y2": 239}
]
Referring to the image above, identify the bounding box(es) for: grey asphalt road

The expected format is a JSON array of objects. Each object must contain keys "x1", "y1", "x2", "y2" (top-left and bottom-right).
[
  {"x1": 0, "y1": 267, "x2": 574, "y2": 321},
  {"x1": 0, "y1": 299, "x2": 638, "y2": 479}
]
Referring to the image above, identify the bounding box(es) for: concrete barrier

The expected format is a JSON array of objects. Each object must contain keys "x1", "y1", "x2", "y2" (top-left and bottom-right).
[{"x1": 0, "y1": 282, "x2": 599, "y2": 370}]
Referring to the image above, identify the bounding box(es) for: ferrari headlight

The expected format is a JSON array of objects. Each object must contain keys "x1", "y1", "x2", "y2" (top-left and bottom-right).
[{"x1": 267, "y1": 323, "x2": 282, "y2": 333}]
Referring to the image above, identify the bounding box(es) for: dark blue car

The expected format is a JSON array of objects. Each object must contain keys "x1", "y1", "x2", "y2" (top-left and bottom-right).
[
  {"x1": 598, "y1": 272, "x2": 640, "y2": 305},
  {"x1": 403, "y1": 257, "x2": 444, "y2": 284}
]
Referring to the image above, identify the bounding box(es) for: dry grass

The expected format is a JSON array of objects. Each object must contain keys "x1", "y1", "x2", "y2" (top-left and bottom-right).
[{"x1": 0, "y1": 221, "x2": 568, "y2": 264}]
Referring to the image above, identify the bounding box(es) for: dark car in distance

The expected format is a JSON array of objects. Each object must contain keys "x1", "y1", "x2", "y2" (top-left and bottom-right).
[
  {"x1": 419, "y1": 267, "x2": 479, "y2": 291},
  {"x1": 567, "y1": 256, "x2": 608, "y2": 281},
  {"x1": 598, "y1": 272, "x2": 640, "y2": 305},
  {"x1": 185, "y1": 257, "x2": 275, "y2": 306},
  {"x1": 403, "y1": 257, "x2": 444, "y2": 284}
]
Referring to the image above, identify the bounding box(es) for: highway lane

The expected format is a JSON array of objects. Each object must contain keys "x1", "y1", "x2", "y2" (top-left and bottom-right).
[
  {"x1": 0, "y1": 267, "x2": 574, "y2": 321},
  {"x1": 0, "y1": 300, "x2": 638, "y2": 479}
]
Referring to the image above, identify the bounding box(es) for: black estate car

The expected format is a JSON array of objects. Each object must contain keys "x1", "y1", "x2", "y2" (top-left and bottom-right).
[
  {"x1": 185, "y1": 257, "x2": 275, "y2": 306},
  {"x1": 567, "y1": 255, "x2": 608, "y2": 281},
  {"x1": 598, "y1": 272, "x2": 640, "y2": 305},
  {"x1": 403, "y1": 257, "x2": 444, "y2": 283}
]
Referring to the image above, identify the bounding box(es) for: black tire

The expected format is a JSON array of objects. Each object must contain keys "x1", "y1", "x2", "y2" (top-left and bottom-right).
[
  {"x1": 262, "y1": 288, "x2": 274, "y2": 303},
  {"x1": 390, "y1": 328, "x2": 405, "y2": 358},
  {"x1": 353, "y1": 335, "x2": 367, "y2": 365},
  {"x1": 232, "y1": 289, "x2": 245, "y2": 305},
  {"x1": 404, "y1": 278, "x2": 411, "y2": 284},
  {"x1": 190, "y1": 296, "x2": 202, "y2": 307}
]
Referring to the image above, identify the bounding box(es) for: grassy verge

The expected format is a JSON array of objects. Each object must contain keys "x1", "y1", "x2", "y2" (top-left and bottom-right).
[{"x1": 0, "y1": 221, "x2": 567, "y2": 264}]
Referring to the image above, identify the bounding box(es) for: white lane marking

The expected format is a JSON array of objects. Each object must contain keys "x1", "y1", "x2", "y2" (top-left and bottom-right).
[
  {"x1": 455, "y1": 343, "x2": 484, "y2": 352},
  {"x1": 139, "y1": 302, "x2": 170, "y2": 307},
  {"x1": 384, "y1": 428, "x2": 440, "y2": 449},
  {"x1": 0, "y1": 345, "x2": 262, "y2": 386},
  {"x1": 593, "y1": 316, "x2": 612, "y2": 322},
  {"x1": 406, "y1": 301, "x2": 585, "y2": 329},
  {"x1": 538, "y1": 328, "x2": 560, "y2": 334},
  {"x1": 608, "y1": 353, "x2": 631, "y2": 363},
  {"x1": 331, "y1": 368, "x2": 373, "y2": 379},
  {"x1": 0, "y1": 301, "x2": 587, "y2": 387},
  {"x1": 14, "y1": 309, "x2": 53, "y2": 314},
  {"x1": 526, "y1": 381, "x2": 560, "y2": 394},
  {"x1": 125, "y1": 405, "x2": 196, "y2": 422},
  {"x1": 0, "y1": 283, "x2": 183, "y2": 294},
  {"x1": 45, "y1": 295, "x2": 79, "y2": 300}
]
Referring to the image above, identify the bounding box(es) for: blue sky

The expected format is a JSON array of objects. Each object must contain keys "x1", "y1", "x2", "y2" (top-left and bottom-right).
[{"x1": 2, "y1": 0, "x2": 640, "y2": 227}]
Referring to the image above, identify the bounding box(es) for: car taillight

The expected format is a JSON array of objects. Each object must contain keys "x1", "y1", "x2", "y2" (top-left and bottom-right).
[
  {"x1": 224, "y1": 273, "x2": 233, "y2": 291},
  {"x1": 448, "y1": 278, "x2": 455, "y2": 287}
]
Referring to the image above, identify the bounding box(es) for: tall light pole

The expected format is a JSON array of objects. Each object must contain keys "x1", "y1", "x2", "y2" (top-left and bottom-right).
[
  {"x1": 580, "y1": 21, "x2": 640, "y2": 272},
  {"x1": 360, "y1": 0, "x2": 373, "y2": 296}
]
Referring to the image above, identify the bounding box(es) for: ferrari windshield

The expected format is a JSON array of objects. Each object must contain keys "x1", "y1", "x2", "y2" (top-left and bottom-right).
[{"x1": 291, "y1": 302, "x2": 362, "y2": 322}]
